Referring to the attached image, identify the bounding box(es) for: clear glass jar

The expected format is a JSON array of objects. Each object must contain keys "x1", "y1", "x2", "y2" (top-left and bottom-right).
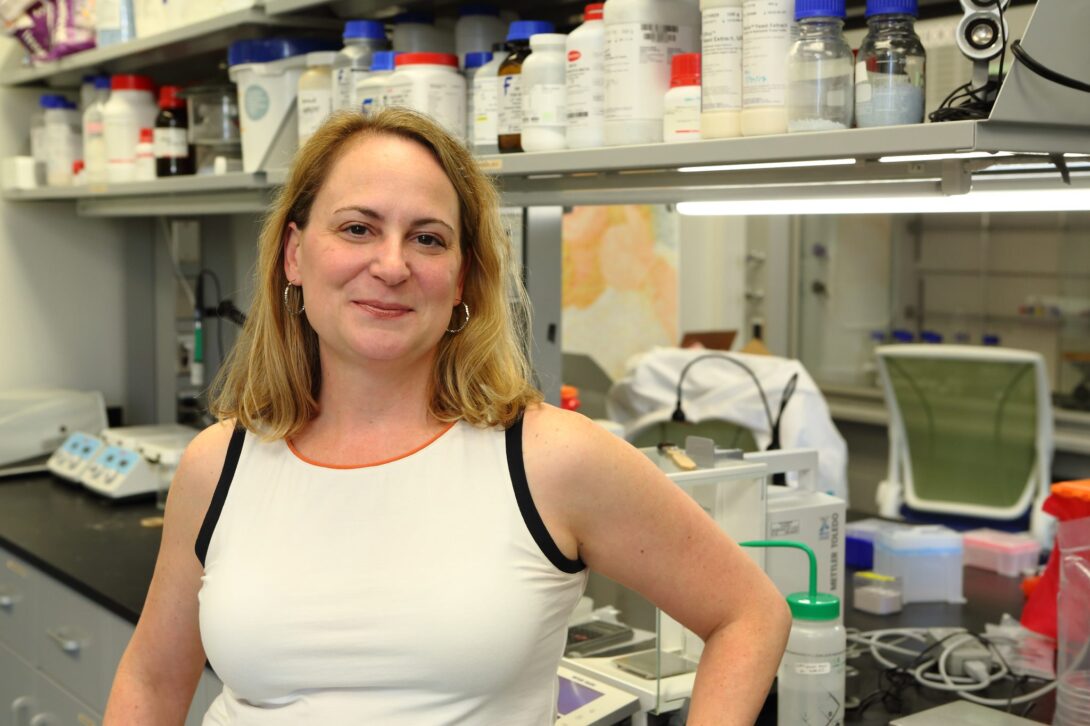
[
  {"x1": 787, "y1": 2, "x2": 854, "y2": 133},
  {"x1": 855, "y1": 5, "x2": 926, "y2": 128}
]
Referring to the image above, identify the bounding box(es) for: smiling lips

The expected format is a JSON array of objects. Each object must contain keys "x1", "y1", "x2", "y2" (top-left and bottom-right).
[{"x1": 353, "y1": 299, "x2": 414, "y2": 319}]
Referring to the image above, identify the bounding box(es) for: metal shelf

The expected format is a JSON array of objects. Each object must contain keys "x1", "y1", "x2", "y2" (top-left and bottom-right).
[
  {"x1": 0, "y1": 9, "x2": 341, "y2": 88},
  {"x1": 7, "y1": 120, "x2": 1090, "y2": 213}
]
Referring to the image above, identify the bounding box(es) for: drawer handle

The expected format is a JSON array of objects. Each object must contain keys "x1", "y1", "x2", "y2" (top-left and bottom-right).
[
  {"x1": 45, "y1": 626, "x2": 83, "y2": 655},
  {"x1": 0, "y1": 584, "x2": 15, "y2": 609}
]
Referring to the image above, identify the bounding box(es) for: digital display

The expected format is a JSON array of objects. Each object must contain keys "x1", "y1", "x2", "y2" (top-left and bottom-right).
[{"x1": 557, "y1": 676, "x2": 604, "y2": 716}]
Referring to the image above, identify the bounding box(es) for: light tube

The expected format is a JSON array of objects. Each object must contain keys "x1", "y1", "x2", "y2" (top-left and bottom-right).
[{"x1": 677, "y1": 158, "x2": 857, "y2": 173}]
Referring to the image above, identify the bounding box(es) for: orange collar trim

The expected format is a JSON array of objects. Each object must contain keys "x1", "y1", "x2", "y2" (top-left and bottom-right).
[{"x1": 286, "y1": 421, "x2": 457, "y2": 470}]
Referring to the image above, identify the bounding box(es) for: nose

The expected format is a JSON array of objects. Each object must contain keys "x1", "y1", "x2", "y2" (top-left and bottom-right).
[{"x1": 368, "y1": 236, "x2": 410, "y2": 286}]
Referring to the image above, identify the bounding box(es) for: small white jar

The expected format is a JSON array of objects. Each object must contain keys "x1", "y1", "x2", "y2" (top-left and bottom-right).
[
  {"x1": 565, "y1": 3, "x2": 606, "y2": 149},
  {"x1": 385, "y1": 52, "x2": 466, "y2": 138},
  {"x1": 102, "y1": 74, "x2": 158, "y2": 184},
  {"x1": 470, "y1": 48, "x2": 504, "y2": 154},
  {"x1": 43, "y1": 97, "x2": 82, "y2": 186},
  {"x1": 355, "y1": 50, "x2": 400, "y2": 116},
  {"x1": 663, "y1": 52, "x2": 702, "y2": 142},
  {"x1": 521, "y1": 33, "x2": 567, "y2": 152},
  {"x1": 298, "y1": 51, "x2": 336, "y2": 144}
]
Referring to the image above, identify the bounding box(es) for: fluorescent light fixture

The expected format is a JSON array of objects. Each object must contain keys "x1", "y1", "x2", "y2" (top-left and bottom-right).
[
  {"x1": 878, "y1": 151, "x2": 1015, "y2": 163},
  {"x1": 678, "y1": 158, "x2": 856, "y2": 173},
  {"x1": 677, "y1": 187, "x2": 1090, "y2": 216}
]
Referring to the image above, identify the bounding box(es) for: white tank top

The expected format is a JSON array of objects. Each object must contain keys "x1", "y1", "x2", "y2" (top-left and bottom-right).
[{"x1": 195, "y1": 417, "x2": 587, "y2": 725}]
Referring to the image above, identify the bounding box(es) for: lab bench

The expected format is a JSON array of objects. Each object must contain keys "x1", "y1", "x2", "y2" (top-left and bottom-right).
[
  {"x1": 0, "y1": 473, "x2": 220, "y2": 726},
  {"x1": 0, "y1": 474, "x2": 1059, "y2": 725}
]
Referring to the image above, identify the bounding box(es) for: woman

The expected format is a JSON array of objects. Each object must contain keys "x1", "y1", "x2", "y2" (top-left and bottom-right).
[{"x1": 104, "y1": 108, "x2": 790, "y2": 725}]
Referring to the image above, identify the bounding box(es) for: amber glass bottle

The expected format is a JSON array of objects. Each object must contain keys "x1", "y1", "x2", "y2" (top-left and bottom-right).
[{"x1": 497, "y1": 20, "x2": 554, "y2": 153}]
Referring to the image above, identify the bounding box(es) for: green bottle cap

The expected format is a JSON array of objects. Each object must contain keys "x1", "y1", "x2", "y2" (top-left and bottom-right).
[{"x1": 786, "y1": 591, "x2": 841, "y2": 621}]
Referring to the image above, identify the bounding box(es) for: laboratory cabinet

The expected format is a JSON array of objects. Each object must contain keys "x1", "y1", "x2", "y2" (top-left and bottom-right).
[{"x1": 0, "y1": 544, "x2": 220, "y2": 725}]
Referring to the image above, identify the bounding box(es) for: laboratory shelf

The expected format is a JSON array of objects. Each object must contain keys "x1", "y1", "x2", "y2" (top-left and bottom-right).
[
  {"x1": 6, "y1": 120, "x2": 1089, "y2": 213},
  {"x1": 0, "y1": 9, "x2": 341, "y2": 88},
  {"x1": 2, "y1": 172, "x2": 273, "y2": 217}
]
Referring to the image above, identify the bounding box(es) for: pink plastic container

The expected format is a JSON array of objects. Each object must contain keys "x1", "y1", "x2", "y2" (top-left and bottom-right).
[{"x1": 963, "y1": 529, "x2": 1041, "y2": 578}]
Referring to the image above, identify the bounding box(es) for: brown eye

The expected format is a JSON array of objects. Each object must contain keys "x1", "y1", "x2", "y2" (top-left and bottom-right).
[{"x1": 344, "y1": 224, "x2": 369, "y2": 237}]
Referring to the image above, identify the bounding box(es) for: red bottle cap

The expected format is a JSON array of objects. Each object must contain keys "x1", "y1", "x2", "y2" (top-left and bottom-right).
[
  {"x1": 158, "y1": 85, "x2": 185, "y2": 109},
  {"x1": 139, "y1": 128, "x2": 154, "y2": 143},
  {"x1": 111, "y1": 74, "x2": 155, "y2": 92},
  {"x1": 72, "y1": 160, "x2": 84, "y2": 174},
  {"x1": 584, "y1": 3, "x2": 604, "y2": 20},
  {"x1": 670, "y1": 53, "x2": 701, "y2": 88},
  {"x1": 395, "y1": 52, "x2": 458, "y2": 68}
]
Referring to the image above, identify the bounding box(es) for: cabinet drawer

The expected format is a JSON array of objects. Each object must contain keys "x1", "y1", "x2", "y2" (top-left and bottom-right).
[
  {"x1": 36, "y1": 574, "x2": 108, "y2": 714},
  {"x1": 34, "y1": 668, "x2": 101, "y2": 726},
  {"x1": 0, "y1": 546, "x2": 38, "y2": 660},
  {"x1": 1, "y1": 640, "x2": 36, "y2": 726}
]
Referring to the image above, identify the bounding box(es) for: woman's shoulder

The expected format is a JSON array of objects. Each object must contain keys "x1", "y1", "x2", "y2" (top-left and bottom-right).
[
  {"x1": 173, "y1": 420, "x2": 241, "y2": 504},
  {"x1": 519, "y1": 403, "x2": 633, "y2": 476}
]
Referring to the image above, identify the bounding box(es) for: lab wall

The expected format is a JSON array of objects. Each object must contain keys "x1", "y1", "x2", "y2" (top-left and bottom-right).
[{"x1": 0, "y1": 78, "x2": 131, "y2": 411}]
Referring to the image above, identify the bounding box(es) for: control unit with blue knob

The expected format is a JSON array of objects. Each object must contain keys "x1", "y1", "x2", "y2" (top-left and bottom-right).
[
  {"x1": 47, "y1": 432, "x2": 106, "y2": 483},
  {"x1": 80, "y1": 444, "x2": 159, "y2": 499}
]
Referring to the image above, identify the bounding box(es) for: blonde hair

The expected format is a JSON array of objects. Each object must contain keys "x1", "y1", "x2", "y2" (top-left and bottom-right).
[{"x1": 210, "y1": 108, "x2": 542, "y2": 439}]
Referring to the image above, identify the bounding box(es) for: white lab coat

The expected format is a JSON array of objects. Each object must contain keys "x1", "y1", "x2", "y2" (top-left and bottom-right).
[{"x1": 606, "y1": 347, "x2": 849, "y2": 502}]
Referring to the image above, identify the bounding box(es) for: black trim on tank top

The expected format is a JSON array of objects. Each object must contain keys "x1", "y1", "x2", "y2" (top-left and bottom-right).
[
  {"x1": 195, "y1": 426, "x2": 246, "y2": 567},
  {"x1": 505, "y1": 414, "x2": 586, "y2": 574}
]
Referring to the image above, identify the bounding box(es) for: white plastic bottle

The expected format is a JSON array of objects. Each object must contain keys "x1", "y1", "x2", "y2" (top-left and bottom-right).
[
  {"x1": 521, "y1": 33, "x2": 567, "y2": 152},
  {"x1": 741, "y1": 0, "x2": 795, "y2": 136},
  {"x1": 134, "y1": 127, "x2": 156, "y2": 181},
  {"x1": 465, "y1": 51, "x2": 494, "y2": 148},
  {"x1": 779, "y1": 596, "x2": 846, "y2": 726},
  {"x1": 471, "y1": 46, "x2": 504, "y2": 154},
  {"x1": 602, "y1": 0, "x2": 700, "y2": 146},
  {"x1": 333, "y1": 20, "x2": 388, "y2": 112},
  {"x1": 44, "y1": 98, "x2": 82, "y2": 186},
  {"x1": 298, "y1": 51, "x2": 336, "y2": 144},
  {"x1": 455, "y1": 4, "x2": 506, "y2": 67},
  {"x1": 384, "y1": 52, "x2": 466, "y2": 138},
  {"x1": 82, "y1": 76, "x2": 111, "y2": 185},
  {"x1": 393, "y1": 12, "x2": 454, "y2": 54},
  {"x1": 663, "y1": 53, "x2": 701, "y2": 142},
  {"x1": 565, "y1": 3, "x2": 606, "y2": 149},
  {"x1": 356, "y1": 51, "x2": 399, "y2": 116},
  {"x1": 102, "y1": 74, "x2": 158, "y2": 183},
  {"x1": 700, "y1": 0, "x2": 743, "y2": 138}
]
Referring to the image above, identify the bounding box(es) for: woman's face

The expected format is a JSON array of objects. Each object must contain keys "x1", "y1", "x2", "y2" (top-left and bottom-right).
[{"x1": 284, "y1": 133, "x2": 464, "y2": 372}]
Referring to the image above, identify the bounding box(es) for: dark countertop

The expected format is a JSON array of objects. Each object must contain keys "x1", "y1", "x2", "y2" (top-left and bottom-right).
[{"x1": 0, "y1": 472, "x2": 161, "y2": 624}]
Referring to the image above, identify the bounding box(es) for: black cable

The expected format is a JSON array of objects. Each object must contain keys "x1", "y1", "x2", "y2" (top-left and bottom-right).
[
  {"x1": 1010, "y1": 39, "x2": 1090, "y2": 94},
  {"x1": 672, "y1": 353, "x2": 774, "y2": 433},
  {"x1": 929, "y1": 0, "x2": 1008, "y2": 123}
]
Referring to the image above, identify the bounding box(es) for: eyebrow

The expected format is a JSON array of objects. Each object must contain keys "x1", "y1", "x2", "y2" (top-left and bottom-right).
[{"x1": 332, "y1": 205, "x2": 456, "y2": 235}]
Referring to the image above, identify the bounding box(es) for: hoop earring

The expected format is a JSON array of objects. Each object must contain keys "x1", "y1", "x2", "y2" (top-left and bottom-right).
[
  {"x1": 447, "y1": 301, "x2": 470, "y2": 334},
  {"x1": 283, "y1": 283, "x2": 305, "y2": 315}
]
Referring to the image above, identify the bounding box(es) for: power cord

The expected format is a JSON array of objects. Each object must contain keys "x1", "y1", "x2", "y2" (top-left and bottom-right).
[{"x1": 1010, "y1": 39, "x2": 1090, "y2": 94}]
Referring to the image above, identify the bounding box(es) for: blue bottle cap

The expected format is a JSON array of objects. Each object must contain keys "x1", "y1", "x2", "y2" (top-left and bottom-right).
[
  {"x1": 870, "y1": 331, "x2": 887, "y2": 342},
  {"x1": 892, "y1": 329, "x2": 914, "y2": 343},
  {"x1": 982, "y1": 334, "x2": 1001, "y2": 346},
  {"x1": 921, "y1": 331, "x2": 943, "y2": 344},
  {"x1": 865, "y1": 0, "x2": 918, "y2": 17},
  {"x1": 369, "y1": 50, "x2": 400, "y2": 71},
  {"x1": 227, "y1": 38, "x2": 339, "y2": 66},
  {"x1": 459, "y1": 3, "x2": 499, "y2": 17},
  {"x1": 464, "y1": 51, "x2": 493, "y2": 69},
  {"x1": 40, "y1": 94, "x2": 65, "y2": 109},
  {"x1": 506, "y1": 20, "x2": 555, "y2": 42},
  {"x1": 343, "y1": 19, "x2": 386, "y2": 40},
  {"x1": 93, "y1": 74, "x2": 112, "y2": 90},
  {"x1": 795, "y1": 0, "x2": 847, "y2": 20},
  {"x1": 395, "y1": 11, "x2": 434, "y2": 24}
]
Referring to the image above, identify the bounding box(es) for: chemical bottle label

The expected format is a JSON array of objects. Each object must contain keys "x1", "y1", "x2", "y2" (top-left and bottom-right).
[
  {"x1": 335, "y1": 67, "x2": 370, "y2": 111},
  {"x1": 498, "y1": 74, "x2": 523, "y2": 136},
  {"x1": 153, "y1": 127, "x2": 189, "y2": 159},
  {"x1": 522, "y1": 83, "x2": 566, "y2": 127},
  {"x1": 566, "y1": 41, "x2": 604, "y2": 129},
  {"x1": 702, "y1": 7, "x2": 743, "y2": 113},
  {"x1": 663, "y1": 94, "x2": 701, "y2": 140},
  {"x1": 472, "y1": 73, "x2": 499, "y2": 145},
  {"x1": 297, "y1": 89, "x2": 332, "y2": 142},
  {"x1": 794, "y1": 662, "x2": 832, "y2": 675},
  {"x1": 604, "y1": 21, "x2": 698, "y2": 123},
  {"x1": 742, "y1": 0, "x2": 794, "y2": 108}
]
